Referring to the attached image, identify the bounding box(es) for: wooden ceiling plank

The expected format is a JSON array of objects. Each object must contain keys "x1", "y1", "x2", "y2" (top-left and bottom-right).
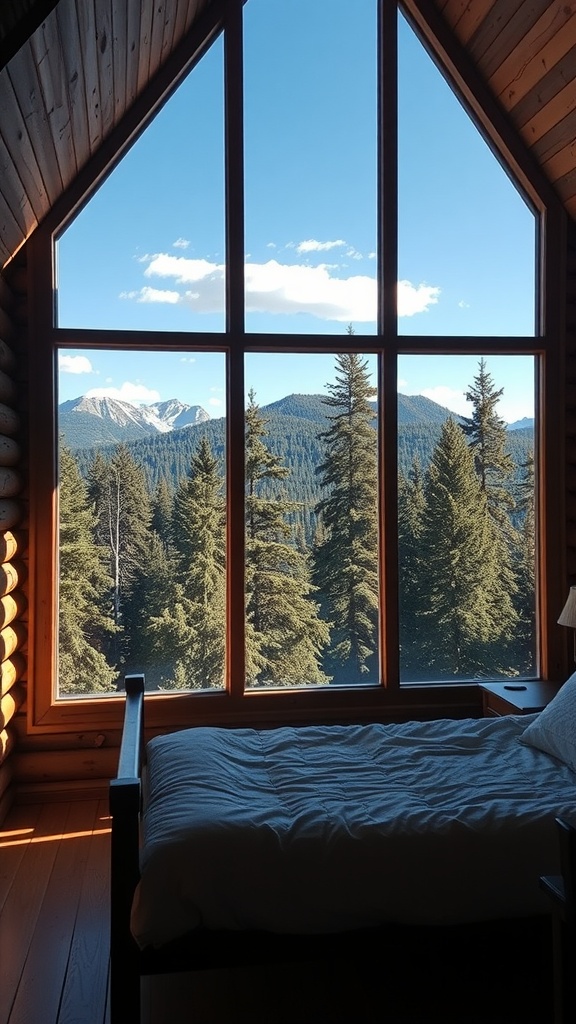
[
  {"x1": 443, "y1": 0, "x2": 499, "y2": 46},
  {"x1": 171, "y1": 0, "x2": 193, "y2": 51},
  {"x1": 533, "y1": 108, "x2": 576, "y2": 165},
  {"x1": 94, "y1": 1, "x2": 114, "y2": 139},
  {"x1": 125, "y1": 2, "x2": 142, "y2": 110},
  {"x1": 149, "y1": 0, "x2": 170, "y2": 77},
  {"x1": 554, "y1": 165, "x2": 576, "y2": 202},
  {"x1": 0, "y1": 131, "x2": 36, "y2": 239},
  {"x1": 136, "y1": 0, "x2": 154, "y2": 95},
  {"x1": 0, "y1": 69, "x2": 48, "y2": 219},
  {"x1": 160, "y1": 1, "x2": 182, "y2": 68},
  {"x1": 467, "y1": 0, "x2": 526, "y2": 63},
  {"x1": 31, "y1": 13, "x2": 78, "y2": 188},
  {"x1": 55, "y1": 1, "x2": 91, "y2": 175},
  {"x1": 8, "y1": 40, "x2": 63, "y2": 204},
  {"x1": 112, "y1": 2, "x2": 128, "y2": 124},
  {"x1": 76, "y1": 0, "x2": 103, "y2": 155},
  {"x1": 475, "y1": 0, "x2": 553, "y2": 81},
  {"x1": 523, "y1": 78, "x2": 576, "y2": 146},
  {"x1": 490, "y1": 5, "x2": 576, "y2": 108},
  {"x1": 542, "y1": 136, "x2": 576, "y2": 185},
  {"x1": 512, "y1": 42, "x2": 576, "y2": 129}
]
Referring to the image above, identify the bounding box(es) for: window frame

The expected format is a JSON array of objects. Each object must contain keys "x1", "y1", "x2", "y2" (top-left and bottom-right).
[{"x1": 26, "y1": 0, "x2": 567, "y2": 733}]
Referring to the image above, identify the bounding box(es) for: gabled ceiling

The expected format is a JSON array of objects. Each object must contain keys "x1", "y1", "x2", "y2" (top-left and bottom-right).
[{"x1": 0, "y1": 0, "x2": 575, "y2": 272}]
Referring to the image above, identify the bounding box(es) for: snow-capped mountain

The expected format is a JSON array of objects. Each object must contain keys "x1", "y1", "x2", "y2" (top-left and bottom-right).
[{"x1": 59, "y1": 395, "x2": 210, "y2": 449}]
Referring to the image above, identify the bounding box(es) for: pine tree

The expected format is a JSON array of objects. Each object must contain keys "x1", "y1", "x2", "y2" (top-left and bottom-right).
[
  {"x1": 398, "y1": 458, "x2": 427, "y2": 680},
  {"x1": 512, "y1": 448, "x2": 536, "y2": 672},
  {"x1": 88, "y1": 443, "x2": 155, "y2": 668},
  {"x1": 461, "y1": 358, "x2": 516, "y2": 530},
  {"x1": 58, "y1": 442, "x2": 117, "y2": 693},
  {"x1": 149, "y1": 436, "x2": 227, "y2": 689},
  {"x1": 313, "y1": 352, "x2": 379, "y2": 684},
  {"x1": 245, "y1": 391, "x2": 329, "y2": 686},
  {"x1": 418, "y1": 418, "x2": 518, "y2": 678}
]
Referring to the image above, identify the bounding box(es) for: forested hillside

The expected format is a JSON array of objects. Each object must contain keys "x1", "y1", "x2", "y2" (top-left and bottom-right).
[{"x1": 58, "y1": 359, "x2": 536, "y2": 695}]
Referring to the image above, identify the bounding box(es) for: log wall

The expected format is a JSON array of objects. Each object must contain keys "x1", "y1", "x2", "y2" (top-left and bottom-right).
[{"x1": 0, "y1": 258, "x2": 27, "y2": 823}]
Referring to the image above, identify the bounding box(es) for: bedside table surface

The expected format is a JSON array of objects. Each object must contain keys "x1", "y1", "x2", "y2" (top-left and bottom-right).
[{"x1": 480, "y1": 680, "x2": 560, "y2": 713}]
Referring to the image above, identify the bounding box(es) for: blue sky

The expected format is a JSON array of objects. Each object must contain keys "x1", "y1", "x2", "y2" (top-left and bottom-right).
[{"x1": 56, "y1": 2, "x2": 536, "y2": 425}]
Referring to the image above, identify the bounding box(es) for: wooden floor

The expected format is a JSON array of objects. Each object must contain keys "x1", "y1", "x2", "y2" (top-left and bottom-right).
[{"x1": 0, "y1": 798, "x2": 557, "y2": 1024}]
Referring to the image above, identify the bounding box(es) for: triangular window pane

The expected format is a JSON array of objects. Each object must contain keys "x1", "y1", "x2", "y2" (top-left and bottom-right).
[
  {"x1": 56, "y1": 36, "x2": 225, "y2": 332},
  {"x1": 398, "y1": 12, "x2": 536, "y2": 337}
]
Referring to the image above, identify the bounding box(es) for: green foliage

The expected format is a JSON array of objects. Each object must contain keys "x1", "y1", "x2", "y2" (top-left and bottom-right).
[
  {"x1": 58, "y1": 442, "x2": 118, "y2": 693},
  {"x1": 149, "y1": 436, "x2": 226, "y2": 689},
  {"x1": 313, "y1": 353, "x2": 379, "y2": 684},
  {"x1": 245, "y1": 392, "x2": 329, "y2": 686}
]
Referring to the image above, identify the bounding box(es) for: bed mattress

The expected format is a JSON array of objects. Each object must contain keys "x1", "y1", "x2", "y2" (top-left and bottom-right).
[{"x1": 131, "y1": 714, "x2": 576, "y2": 948}]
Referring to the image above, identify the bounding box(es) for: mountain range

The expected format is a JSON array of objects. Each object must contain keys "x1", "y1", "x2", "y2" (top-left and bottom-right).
[
  {"x1": 59, "y1": 394, "x2": 210, "y2": 448},
  {"x1": 59, "y1": 391, "x2": 534, "y2": 451}
]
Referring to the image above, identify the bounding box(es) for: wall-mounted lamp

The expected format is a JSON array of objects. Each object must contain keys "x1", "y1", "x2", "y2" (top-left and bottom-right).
[{"x1": 558, "y1": 585, "x2": 576, "y2": 661}]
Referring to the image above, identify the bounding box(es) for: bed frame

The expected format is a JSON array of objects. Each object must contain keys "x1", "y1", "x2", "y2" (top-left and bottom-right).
[
  {"x1": 109, "y1": 674, "x2": 562, "y2": 1024},
  {"x1": 109, "y1": 675, "x2": 384, "y2": 1023}
]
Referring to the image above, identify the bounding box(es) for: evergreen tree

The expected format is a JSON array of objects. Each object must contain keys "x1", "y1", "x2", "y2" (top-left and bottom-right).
[
  {"x1": 58, "y1": 442, "x2": 117, "y2": 693},
  {"x1": 245, "y1": 391, "x2": 329, "y2": 686},
  {"x1": 461, "y1": 358, "x2": 516, "y2": 530},
  {"x1": 149, "y1": 436, "x2": 226, "y2": 689},
  {"x1": 512, "y1": 448, "x2": 536, "y2": 672},
  {"x1": 88, "y1": 443, "x2": 155, "y2": 668},
  {"x1": 313, "y1": 352, "x2": 379, "y2": 684},
  {"x1": 418, "y1": 418, "x2": 518, "y2": 678},
  {"x1": 398, "y1": 457, "x2": 427, "y2": 680}
]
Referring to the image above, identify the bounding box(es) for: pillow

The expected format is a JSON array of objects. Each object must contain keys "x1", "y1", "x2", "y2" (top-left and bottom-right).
[{"x1": 520, "y1": 672, "x2": 576, "y2": 772}]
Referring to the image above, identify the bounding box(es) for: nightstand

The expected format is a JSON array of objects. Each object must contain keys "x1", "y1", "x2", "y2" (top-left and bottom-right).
[{"x1": 480, "y1": 680, "x2": 561, "y2": 717}]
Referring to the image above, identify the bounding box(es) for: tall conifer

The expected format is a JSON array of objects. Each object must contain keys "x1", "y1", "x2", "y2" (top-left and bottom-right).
[
  {"x1": 419, "y1": 418, "x2": 518, "y2": 677},
  {"x1": 58, "y1": 443, "x2": 117, "y2": 693},
  {"x1": 245, "y1": 391, "x2": 329, "y2": 686},
  {"x1": 313, "y1": 352, "x2": 379, "y2": 684}
]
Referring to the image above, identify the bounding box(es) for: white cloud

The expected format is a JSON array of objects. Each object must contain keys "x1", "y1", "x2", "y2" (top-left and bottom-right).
[
  {"x1": 179, "y1": 356, "x2": 196, "y2": 364},
  {"x1": 58, "y1": 354, "x2": 94, "y2": 375},
  {"x1": 458, "y1": 299, "x2": 470, "y2": 309},
  {"x1": 129, "y1": 252, "x2": 440, "y2": 323},
  {"x1": 397, "y1": 280, "x2": 440, "y2": 316},
  {"x1": 209, "y1": 397, "x2": 223, "y2": 407},
  {"x1": 86, "y1": 382, "x2": 161, "y2": 405},
  {"x1": 296, "y1": 238, "x2": 346, "y2": 254},
  {"x1": 173, "y1": 238, "x2": 190, "y2": 249},
  {"x1": 420, "y1": 386, "x2": 471, "y2": 417}
]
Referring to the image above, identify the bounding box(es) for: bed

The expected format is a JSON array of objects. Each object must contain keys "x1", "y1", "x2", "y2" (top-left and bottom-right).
[{"x1": 109, "y1": 672, "x2": 576, "y2": 1023}]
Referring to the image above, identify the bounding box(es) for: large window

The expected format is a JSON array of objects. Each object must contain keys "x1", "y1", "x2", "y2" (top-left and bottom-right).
[{"x1": 31, "y1": 0, "x2": 560, "y2": 725}]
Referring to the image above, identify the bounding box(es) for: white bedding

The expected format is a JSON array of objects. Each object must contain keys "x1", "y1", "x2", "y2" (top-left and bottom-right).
[{"x1": 130, "y1": 714, "x2": 576, "y2": 949}]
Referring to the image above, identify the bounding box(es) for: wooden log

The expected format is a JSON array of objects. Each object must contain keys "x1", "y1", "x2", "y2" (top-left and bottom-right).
[
  {"x1": 0, "y1": 403, "x2": 19, "y2": 437},
  {"x1": 0, "y1": 530, "x2": 26, "y2": 563},
  {"x1": 0, "y1": 501, "x2": 23, "y2": 531},
  {"x1": 0, "y1": 759, "x2": 12, "y2": 803},
  {"x1": 0, "y1": 369, "x2": 17, "y2": 405},
  {"x1": 0, "y1": 653, "x2": 26, "y2": 697},
  {"x1": 0, "y1": 339, "x2": 17, "y2": 375},
  {"x1": 0, "y1": 726, "x2": 15, "y2": 764},
  {"x1": 0, "y1": 434, "x2": 20, "y2": 467},
  {"x1": 0, "y1": 468, "x2": 22, "y2": 498},
  {"x1": 0, "y1": 561, "x2": 26, "y2": 596},
  {"x1": 10, "y1": 724, "x2": 121, "y2": 752},
  {"x1": 11, "y1": 746, "x2": 120, "y2": 784},
  {"x1": 0, "y1": 684, "x2": 24, "y2": 730},
  {"x1": 0, "y1": 622, "x2": 26, "y2": 661},
  {"x1": 0, "y1": 785, "x2": 14, "y2": 825},
  {"x1": 0, "y1": 592, "x2": 27, "y2": 629}
]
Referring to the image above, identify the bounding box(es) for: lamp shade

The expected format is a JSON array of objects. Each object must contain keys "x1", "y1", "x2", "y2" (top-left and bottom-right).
[{"x1": 558, "y1": 586, "x2": 576, "y2": 628}]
